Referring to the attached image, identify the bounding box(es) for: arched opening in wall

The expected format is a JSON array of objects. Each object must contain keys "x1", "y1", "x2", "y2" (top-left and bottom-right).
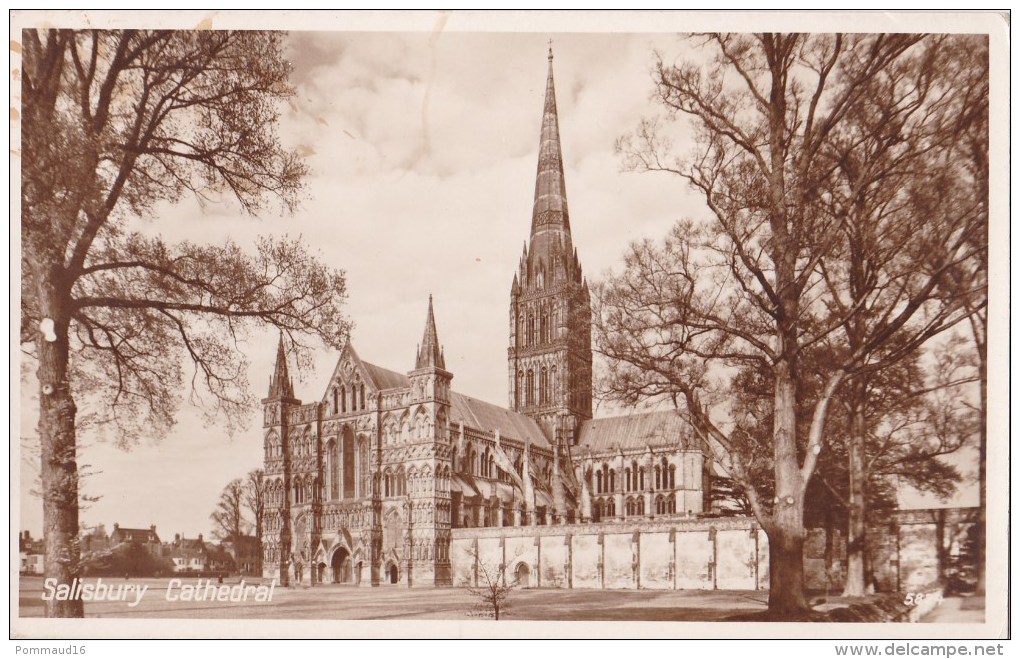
[
  {"x1": 354, "y1": 561, "x2": 363, "y2": 585},
  {"x1": 316, "y1": 562, "x2": 326, "y2": 583},
  {"x1": 387, "y1": 562, "x2": 399, "y2": 584},
  {"x1": 331, "y1": 547, "x2": 351, "y2": 584},
  {"x1": 514, "y1": 562, "x2": 532, "y2": 589}
]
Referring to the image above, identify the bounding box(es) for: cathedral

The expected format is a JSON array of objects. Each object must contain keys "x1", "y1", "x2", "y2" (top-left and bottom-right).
[{"x1": 261, "y1": 49, "x2": 710, "y2": 588}]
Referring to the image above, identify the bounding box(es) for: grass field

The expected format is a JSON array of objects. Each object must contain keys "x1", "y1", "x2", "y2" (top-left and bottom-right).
[{"x1": 19, "y1": 576, "x2": 889, "y2": 621}]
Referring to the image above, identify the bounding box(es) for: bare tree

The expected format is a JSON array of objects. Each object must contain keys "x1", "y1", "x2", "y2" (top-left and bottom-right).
[
  {"x1": 814, "y1": 34, "x2": 987, "y2": 595},
  {"x1": 606, "y1": 33, "x2": 983, "y2": 615},
  {"x1": 465, "y1": 546, "x2": 521, "y2": 620},
  {"x1": 20, "y1": 29, "x2": 349, "y2": 617},
  {"x1": 243, "y1": 468, "x2": 267, "y2": 571},
  {"x1": 211, "y1": 478, "x2": 247, "y2": 541}
]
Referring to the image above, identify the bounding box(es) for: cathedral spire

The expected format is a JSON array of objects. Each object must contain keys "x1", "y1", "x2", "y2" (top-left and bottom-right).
[
  {"x1": 268, "y1": 332, "x2": 294, "y2": 399},
  {"x1": 415, "y1": 295, "x2": 446, "y2": 370},
  {"x1": 530, "y1": 44, "x2": 570, "y2": 238}
]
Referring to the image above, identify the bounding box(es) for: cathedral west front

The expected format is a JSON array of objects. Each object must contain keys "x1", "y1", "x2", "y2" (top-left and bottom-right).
[{"x1": 260, "y1": 49, "x2": 736, "y2": 591}]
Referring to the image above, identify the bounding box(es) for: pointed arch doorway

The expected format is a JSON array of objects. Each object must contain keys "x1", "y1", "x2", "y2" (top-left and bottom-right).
[{"x1": 331, "y1": 547, "x2": 352, "y2": 584}]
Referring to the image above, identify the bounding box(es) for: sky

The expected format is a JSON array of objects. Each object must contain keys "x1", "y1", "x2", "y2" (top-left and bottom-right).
[
  {"x1": 16, "y1": 25, "x2": 982, "y2": 541},
  {"x1": 18, "y1": 30, "x2": 709, "y2": 539}
]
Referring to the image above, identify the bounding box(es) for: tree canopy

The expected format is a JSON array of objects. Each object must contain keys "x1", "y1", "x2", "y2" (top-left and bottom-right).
[
  {"x1": 602, "y1": 33, "x2": 986, "y2": 614},
  {"x1": 21, "y1": 29, "x2": 347, "y2": 617}
]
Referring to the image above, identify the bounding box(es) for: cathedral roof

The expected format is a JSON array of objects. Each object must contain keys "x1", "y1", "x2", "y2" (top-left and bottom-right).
[
  {"x1": 450, "y1": 392, "x2": 552, "y2": 448},
  {"x1": 347, "y1": 352, "x2": 551, "y2": 448},
  {"x1": 361, "y1": 361, "x2": 409, "y2": 391},
  {"x1": 577, "y1": 410, "x2": 691, "y2": 454}
]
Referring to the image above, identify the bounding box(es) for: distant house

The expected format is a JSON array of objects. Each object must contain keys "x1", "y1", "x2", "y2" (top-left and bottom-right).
[
  {"x1": 165, "y1": 534, "x2": 214, "y2": 572},
  {"x1": 19, "y1": 531, "x2": 44, "y2": 575},
  {"x1": 110, "y1": 523, "x2": 163, "y2": 556}
]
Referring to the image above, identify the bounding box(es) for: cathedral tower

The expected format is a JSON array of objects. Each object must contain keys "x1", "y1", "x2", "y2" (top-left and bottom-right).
[
  {"x1": 509, "y1": 47, "x2": 593, "y2": 443},
  {"x1": 406, "y1": 296, "x2": 454, "y2": 585},
  {"x1": 262, "y1": 333, "x2": 300, "y2": 585}
]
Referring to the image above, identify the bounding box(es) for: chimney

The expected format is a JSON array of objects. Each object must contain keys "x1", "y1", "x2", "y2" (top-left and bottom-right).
[
  {"x1": 113, "y1": 523, "x2": 119, "y2": 531},
  {"x1": 175, "y1": 533, "x2": 181, "y2": 544},
  {"x1": 198, "y1": 533, "x2": 203, "y2": 542},
  {"x1": 150, "y1": 524, "x2": 156, "y2": 533}
]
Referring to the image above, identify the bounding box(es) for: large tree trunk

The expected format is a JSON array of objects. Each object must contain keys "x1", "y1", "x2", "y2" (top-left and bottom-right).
[
  {"x1": 843, "y1": 389, "x2": 869, "y2": 596},
  {"x1": 768, "y1": 361, "x2": 811, "y2": 616},
  {"x1": 974, "y1": 325, "x2": 987, "y2": 596},
  {"x1": 766, "y1": 522, "x2": 809, "y2": 616},
  {"x1": 37, "y1": 265, "x2": 84, "y2": 618}
]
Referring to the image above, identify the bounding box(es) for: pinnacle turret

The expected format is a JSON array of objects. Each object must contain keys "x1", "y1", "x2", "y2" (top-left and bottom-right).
[
  {"x1": 415, "y1": 295, "x2": 446, "y2": 370},
  {"x1": 268, "y1": 332, "x2": 294, "y2": 399}
]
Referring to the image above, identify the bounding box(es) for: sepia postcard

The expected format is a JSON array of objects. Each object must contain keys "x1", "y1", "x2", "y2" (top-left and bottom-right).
[{"x1": 9, "y1": 9, "x2": 1010, "y2": 646}]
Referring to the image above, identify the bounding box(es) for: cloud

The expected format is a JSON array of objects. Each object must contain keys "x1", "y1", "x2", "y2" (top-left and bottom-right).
[{"x1": 19, "y1": 31, "x2": 722, "y2": 538}]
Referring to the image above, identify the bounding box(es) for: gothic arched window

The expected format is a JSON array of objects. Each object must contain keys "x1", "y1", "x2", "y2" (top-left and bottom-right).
[
  {"x1": 342, "y1": 429, "x2": 355, "y2": 498},
  {"x1": 539, "y1": 367, "x2": 548, "y2": 404},
  {"x1": 333, "y1": 388, "x2": 339, "y2": 414},
  {"x1": 328, "y1": 440, "x2": 339, "y2": 500},
  {"x1": 340, "y1": 386, "x2": 347, "y2": 413},
  {"x1": 526, "y1": 369, "x2": 535, "y2": 406},
  {"x1": 359, "y1": 384, "x2": 366, "y2": 410},
  {"x1": 358, "y1": 439, "x2": 370, "y2": 497},
  {"x1": 668, "y1": 464, "x2": 677, "y2": 489}
]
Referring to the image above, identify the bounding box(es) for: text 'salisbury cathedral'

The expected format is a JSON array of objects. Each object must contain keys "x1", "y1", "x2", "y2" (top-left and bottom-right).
[{"x1": 262, "y1": 50, "x2": 745, "y2": 590}]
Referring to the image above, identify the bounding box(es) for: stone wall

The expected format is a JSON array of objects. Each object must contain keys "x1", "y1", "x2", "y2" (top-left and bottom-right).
[{"x1": 451, "y1": 516, "x2": 769, "y2": 591}]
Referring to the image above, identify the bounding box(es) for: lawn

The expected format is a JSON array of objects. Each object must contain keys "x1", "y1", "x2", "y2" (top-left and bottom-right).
[{"x1": 19, "y1": 576, "x2": 880, "y2": 622}]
